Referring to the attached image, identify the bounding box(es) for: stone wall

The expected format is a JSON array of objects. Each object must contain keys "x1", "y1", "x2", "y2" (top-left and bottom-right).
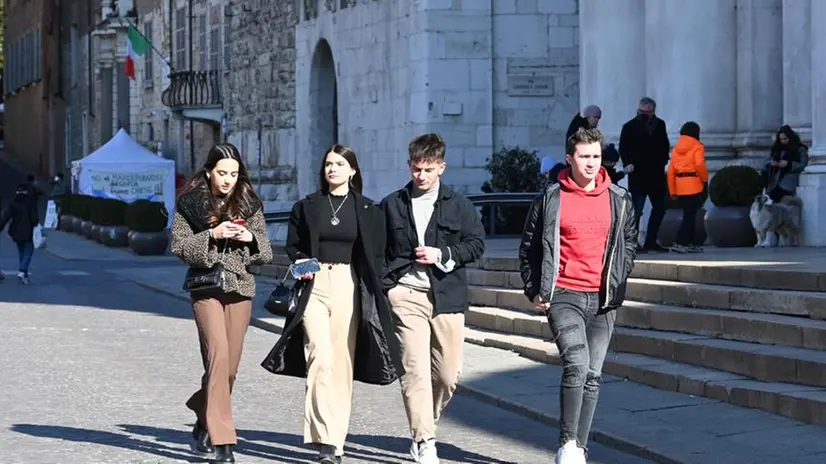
[
  {"x1": 290, "y1": 0, "x2": 580, "y2": 200},
  {"x1": 225, "y1": 0, "x2": 298, "y2": 209},
  {"x1": 491, "y1": 0, "x2": 580, "y2": 162},
  {"x1": 294, "y1": 0, "x2": 416, "y2": 199}
]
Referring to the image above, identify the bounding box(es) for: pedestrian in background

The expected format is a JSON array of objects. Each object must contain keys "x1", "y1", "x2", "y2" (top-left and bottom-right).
[
  {"x1": 261, "y1": 144, "x2": 402, "y2": 464},
  {"x1": 0, "y1": 183, "x2": 40, "y2": 284},
  {"x1": 171, "y1": 143, "x2": 273, "y2": 463},
  {"x1": 667, "y1": 121, "x2": 708, "y2": 253}
]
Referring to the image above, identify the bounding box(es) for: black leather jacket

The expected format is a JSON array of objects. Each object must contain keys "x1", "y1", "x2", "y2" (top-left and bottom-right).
[{"x1": 518, "y1": 182, "x2": 638, "y2": 311}]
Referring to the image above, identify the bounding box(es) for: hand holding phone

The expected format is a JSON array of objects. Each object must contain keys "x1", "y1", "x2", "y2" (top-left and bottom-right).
[{"x1": 290, "y1": 258, "x2": 321, "y2": 280}]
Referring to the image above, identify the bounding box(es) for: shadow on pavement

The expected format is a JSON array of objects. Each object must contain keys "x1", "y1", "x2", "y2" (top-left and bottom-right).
[
  {"x1": 11, "y1": 422, "x2": 517, "y2": 464},
  {"x1": 10, "y1": 423, "x2": 203, "y2": 462}
]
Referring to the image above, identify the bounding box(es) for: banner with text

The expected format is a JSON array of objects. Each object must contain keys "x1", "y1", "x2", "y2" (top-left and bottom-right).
[{"x1": 88, "y1": 170, "x2": 168, "y2": 202}]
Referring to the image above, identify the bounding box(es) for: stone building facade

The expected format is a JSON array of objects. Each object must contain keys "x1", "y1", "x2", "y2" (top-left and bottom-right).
[
  {"x1": 580, "y1": 0, "x2": 826, "y2": 246},
  {"x1": 223, "y1": 0, "x2": 299, "y2": 211},
  {"x1": 4, "y1": 0, "x2": 64, "y2": 178},
  {"x1": 290, "y1": 0, "x2": 581, "y2": 200},
  {"x1": 59, "y1": 1, "x2": 100, "y2": 167}
]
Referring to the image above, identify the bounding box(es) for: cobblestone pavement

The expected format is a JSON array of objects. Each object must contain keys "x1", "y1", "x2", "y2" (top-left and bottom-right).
[{"x1": 0, "y1": 235, "x2": 654, "y2": 464}]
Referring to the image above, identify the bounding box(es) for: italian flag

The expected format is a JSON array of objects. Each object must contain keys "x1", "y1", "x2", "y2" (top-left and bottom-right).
[{"x1": 125, "y1": 25, "x2": 148, "y2": 80}]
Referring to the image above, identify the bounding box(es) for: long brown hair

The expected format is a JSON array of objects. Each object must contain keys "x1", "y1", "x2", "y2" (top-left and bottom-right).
[{"x1": 180, "y1": 143, "x2": 262, "y2": 226}]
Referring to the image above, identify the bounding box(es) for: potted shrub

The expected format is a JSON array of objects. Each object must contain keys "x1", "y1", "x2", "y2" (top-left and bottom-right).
[
  {"x1": 126, "y1": 200, "x2": 170, "y2": 255},
  {"x1": 77, "y1": 195, "x2": 96, "y2": 238},
  {"x1": 58, "y1": 195, "x2": 76, "y2": 232},
  {"x1": 87, "y1": 196, "x2": 106, "y2": 240},
  {"x1": 98, "y1": 199, "x2": 130, "y2": 247},
  {"x1": 658, "y1": 182, "x2": 709, "y2": 247},
  {"x1": 66, "y1": 195, "x2": 86, "y2": 233},
  {"x1": 704, "y1": 165, "x2": 762, "y2": 247},
  {"x1": 480, "y1": 146, "x2": 542, "y2": 235}
]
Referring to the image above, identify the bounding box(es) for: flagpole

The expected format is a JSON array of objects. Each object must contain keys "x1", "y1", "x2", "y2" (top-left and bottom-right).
[{"x1": 118, "y1": 17, "x2": 176, "y2": 72}]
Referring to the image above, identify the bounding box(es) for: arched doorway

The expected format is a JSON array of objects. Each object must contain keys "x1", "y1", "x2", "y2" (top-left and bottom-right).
[{"x1": 309, "y1": 40, "x2": 338, "y2": 188}]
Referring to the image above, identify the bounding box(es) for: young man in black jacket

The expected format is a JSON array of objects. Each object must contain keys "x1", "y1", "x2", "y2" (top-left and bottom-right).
[
  {"x1": 519, "y1": 128, "x2": 637, "y2": 464},
  {"x1": 380, "y1": 133, "x2": 486, "y2": 464}
]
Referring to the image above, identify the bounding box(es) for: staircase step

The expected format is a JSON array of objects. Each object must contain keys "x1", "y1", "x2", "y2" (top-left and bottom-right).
[
  {"x1": 627, "y1": 277, "x2": 826, "y2": 319},
  {"x1": 466, "y1": 304, "x2": 826, "y2": 387},
  {"x1": 466, "y1": 301, "x2": 826, "y2": 351},
  {"x1": 470, "y1": 251, "x2": 826, "y2": 292},
  {"x1": 464, "y1": 326, "x2": 826, "y2": 426},
  {"x1": 612, "y1": 327, "x2": 826, "y2": 388},
  {"x1": 468, "y1": 280, "x2": 826, "y2": 321},
  {"x1": 632, "y1": 259, "x2": 826, "y2": 292},
  {"x1": 618, "y1": 301, "x2": 826, "y2": 351}
]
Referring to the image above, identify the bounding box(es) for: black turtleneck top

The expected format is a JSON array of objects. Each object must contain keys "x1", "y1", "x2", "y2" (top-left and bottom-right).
[{"x1": 317, "y1": 193, "x2": 358, "y2": 264}]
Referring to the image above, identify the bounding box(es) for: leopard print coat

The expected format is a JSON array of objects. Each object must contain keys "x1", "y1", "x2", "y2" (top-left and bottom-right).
[{"x1": 171, "y1": 188, "x2": 273, "y2": 298}]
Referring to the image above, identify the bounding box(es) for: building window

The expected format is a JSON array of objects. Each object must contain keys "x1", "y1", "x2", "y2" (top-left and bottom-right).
[
  {"x1": 209, "y1": 28, "x2": 220, "y2": 71},
  {"x1": 199, "y1": 14, "x2": 207, "y2": 70},
  {"x1": 175, "y1": 8, "x2": 186, "y2": 70},
  {"x1": 35, "y1": 29, "x2": 42, "y2": 80},
  {"x1": 71, "y1": 25, "x2": 78, "y2": 86},
  {"x1": 223, "y1": 5, "x2": 230, "y2": 71},
  {"x1": 144, "y1": 20, "x2": 154, "y2": 81}
]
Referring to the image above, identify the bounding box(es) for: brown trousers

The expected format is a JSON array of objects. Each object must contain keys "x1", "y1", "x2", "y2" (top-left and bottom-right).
[
  {"x1": 303, "y1": 263, "x2": 359, "y2": 456},
  {"x1": 388, "y1": 286, "x2": 465, "y2": 442},
  {"x1": 185, "y1": 293, "x2": 252, "y2": 446}
]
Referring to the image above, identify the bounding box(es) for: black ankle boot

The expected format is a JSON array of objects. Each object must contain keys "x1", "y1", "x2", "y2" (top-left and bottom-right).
[
  {"x1": 318, "y1": 444, "x2": 341, "y2": 463},
  {"x1": 191, "y1": 421, "x2": 214, "y2": 455},
  {"x1": 211, "y1": 444, "x2": 235, "y2": 463}
]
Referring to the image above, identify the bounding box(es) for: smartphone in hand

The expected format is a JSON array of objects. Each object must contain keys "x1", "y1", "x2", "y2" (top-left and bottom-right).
[
  {"x1": 290, "y1": 258, "x2": 321, "y2": 279},
  {"x1": 232, "y1": 219, "x2": 246, "y2": 226}
]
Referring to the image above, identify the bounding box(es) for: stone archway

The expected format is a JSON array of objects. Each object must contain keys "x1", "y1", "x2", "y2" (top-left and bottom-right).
[{"x1": 309, "y1": 39, "x2": 339, "y2": 188}]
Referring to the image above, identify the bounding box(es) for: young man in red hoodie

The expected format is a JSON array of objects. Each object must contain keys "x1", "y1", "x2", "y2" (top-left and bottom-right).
[{"x1": 518, "y1": 127, "x2": 637, "y2": 464}]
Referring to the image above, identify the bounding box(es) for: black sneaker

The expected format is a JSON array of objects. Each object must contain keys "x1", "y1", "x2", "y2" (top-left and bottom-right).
[{"x1": 318, "y1": 445, "x2": 341, "y2": 463}]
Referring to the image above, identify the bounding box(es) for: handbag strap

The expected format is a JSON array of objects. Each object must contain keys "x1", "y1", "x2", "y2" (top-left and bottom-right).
[{"x1": 217, "y1": 238, "x2": 228, "y2": 264}]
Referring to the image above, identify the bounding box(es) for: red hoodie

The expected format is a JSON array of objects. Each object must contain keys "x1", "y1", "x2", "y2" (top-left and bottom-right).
[{"x1": 555, "y1": 167, "x2": 612, "y2": 292}]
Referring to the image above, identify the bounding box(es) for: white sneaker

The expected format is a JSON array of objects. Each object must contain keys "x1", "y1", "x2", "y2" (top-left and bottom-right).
[
  {"x1": 556, "y1": 440, "x2": 586, "y2": 464},
  {"x1": 410, "y1": 438, "x2": 440, "y2": 464}
]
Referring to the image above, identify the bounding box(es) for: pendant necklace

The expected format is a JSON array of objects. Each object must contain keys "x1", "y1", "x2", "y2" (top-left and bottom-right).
[{"x1": 328, "y1": 193, "x2": 348, "y2": 226}]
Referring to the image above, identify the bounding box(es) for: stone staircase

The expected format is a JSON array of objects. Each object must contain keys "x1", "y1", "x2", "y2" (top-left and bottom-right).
[
  {"x1": 254, "y1": 246, "x2": 826, "y2": 427},
  {"x1": 465, "y1": 256, "x2": 826, "y2": 427}
]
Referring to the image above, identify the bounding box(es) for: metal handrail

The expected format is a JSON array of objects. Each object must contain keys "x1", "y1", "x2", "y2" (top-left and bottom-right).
[{"x1": 263, "y1": 192, "x2": 538, "y2": 236}]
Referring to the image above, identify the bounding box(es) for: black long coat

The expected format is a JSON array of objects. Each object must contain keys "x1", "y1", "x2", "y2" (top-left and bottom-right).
[{"x1": 260, "y1": 191, "x2": 404, "y2": 385}]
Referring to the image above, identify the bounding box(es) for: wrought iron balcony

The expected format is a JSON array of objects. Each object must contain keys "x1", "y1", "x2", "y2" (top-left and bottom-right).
[{"x1": 161, "y1": 70, "x2": 222, "y2": 110}]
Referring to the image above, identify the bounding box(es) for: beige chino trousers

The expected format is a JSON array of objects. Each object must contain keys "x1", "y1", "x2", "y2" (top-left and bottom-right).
[
  {"x1": 302, "y1": 263, "x2": 360, "y2": 456},
  {"x1": 388, "y1": 285, "x2": 465, "y2": 442}
]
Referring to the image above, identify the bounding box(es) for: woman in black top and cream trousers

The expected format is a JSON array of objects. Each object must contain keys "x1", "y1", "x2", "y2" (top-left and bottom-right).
[{"x1": 262, "y1": 145, "x2": 403, "y2": 464}]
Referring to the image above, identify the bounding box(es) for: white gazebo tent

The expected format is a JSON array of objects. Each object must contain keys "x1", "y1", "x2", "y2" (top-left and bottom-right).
[{"x1": 71, "y1": 128, "x2": 176, "y2": 226}]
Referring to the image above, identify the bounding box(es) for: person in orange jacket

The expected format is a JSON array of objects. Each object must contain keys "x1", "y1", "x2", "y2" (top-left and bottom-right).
[{"x1": 667, "y1": 121, "x2": 708, "y2": 253}]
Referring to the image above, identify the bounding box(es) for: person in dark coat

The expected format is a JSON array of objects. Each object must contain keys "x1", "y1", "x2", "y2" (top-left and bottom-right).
[
  {"x1": 261, "y1": 144, "x2": 403, "y2": 464},
  {"x1": 0, "y1": 184, "x2": 40, "y2": 284},
  {"x1": 602, "y1": 143, "x2": 626, "y2": 185},
  {"x1": 565, "y1": 105, "x2": 602, "y2": 145},
  {"x1": 619, "y1": 97, "x2": 671, "y2": 252}
]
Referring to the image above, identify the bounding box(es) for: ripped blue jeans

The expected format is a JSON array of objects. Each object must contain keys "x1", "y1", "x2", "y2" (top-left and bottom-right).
[{"x1": 548, "y1": 287, "x2": 616, "y2": 450}]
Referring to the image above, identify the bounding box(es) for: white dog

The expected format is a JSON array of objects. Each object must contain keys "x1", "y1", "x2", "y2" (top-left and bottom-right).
[{"x1": 750, "y1": 192, "x2": 802, "y2": 247}]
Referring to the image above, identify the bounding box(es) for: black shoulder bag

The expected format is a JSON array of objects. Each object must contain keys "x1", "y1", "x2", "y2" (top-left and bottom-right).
[
  {"x1": 264, "y1": 265, "x2": 306, "y2": 318},
  {"x1": 182, "y1": 239, "x2": 228, "y2": 298}
]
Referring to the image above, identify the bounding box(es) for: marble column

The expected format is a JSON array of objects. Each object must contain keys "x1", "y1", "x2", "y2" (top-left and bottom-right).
[
  {"x1": 735, "y1": 0, "x2": 783, "y2": 154},
  {"x1": 798, "y1": 0, "x2": 826, "y2": 245},
  {"x1": 781, "y1": 0, "x2": 812, "y2": 143},
  {"x1": 579, "y1": 0, "x2": 646, "y2": 143},
  {"x1": 644, "y1": 0, "x2": 737, "y2": 154}
]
